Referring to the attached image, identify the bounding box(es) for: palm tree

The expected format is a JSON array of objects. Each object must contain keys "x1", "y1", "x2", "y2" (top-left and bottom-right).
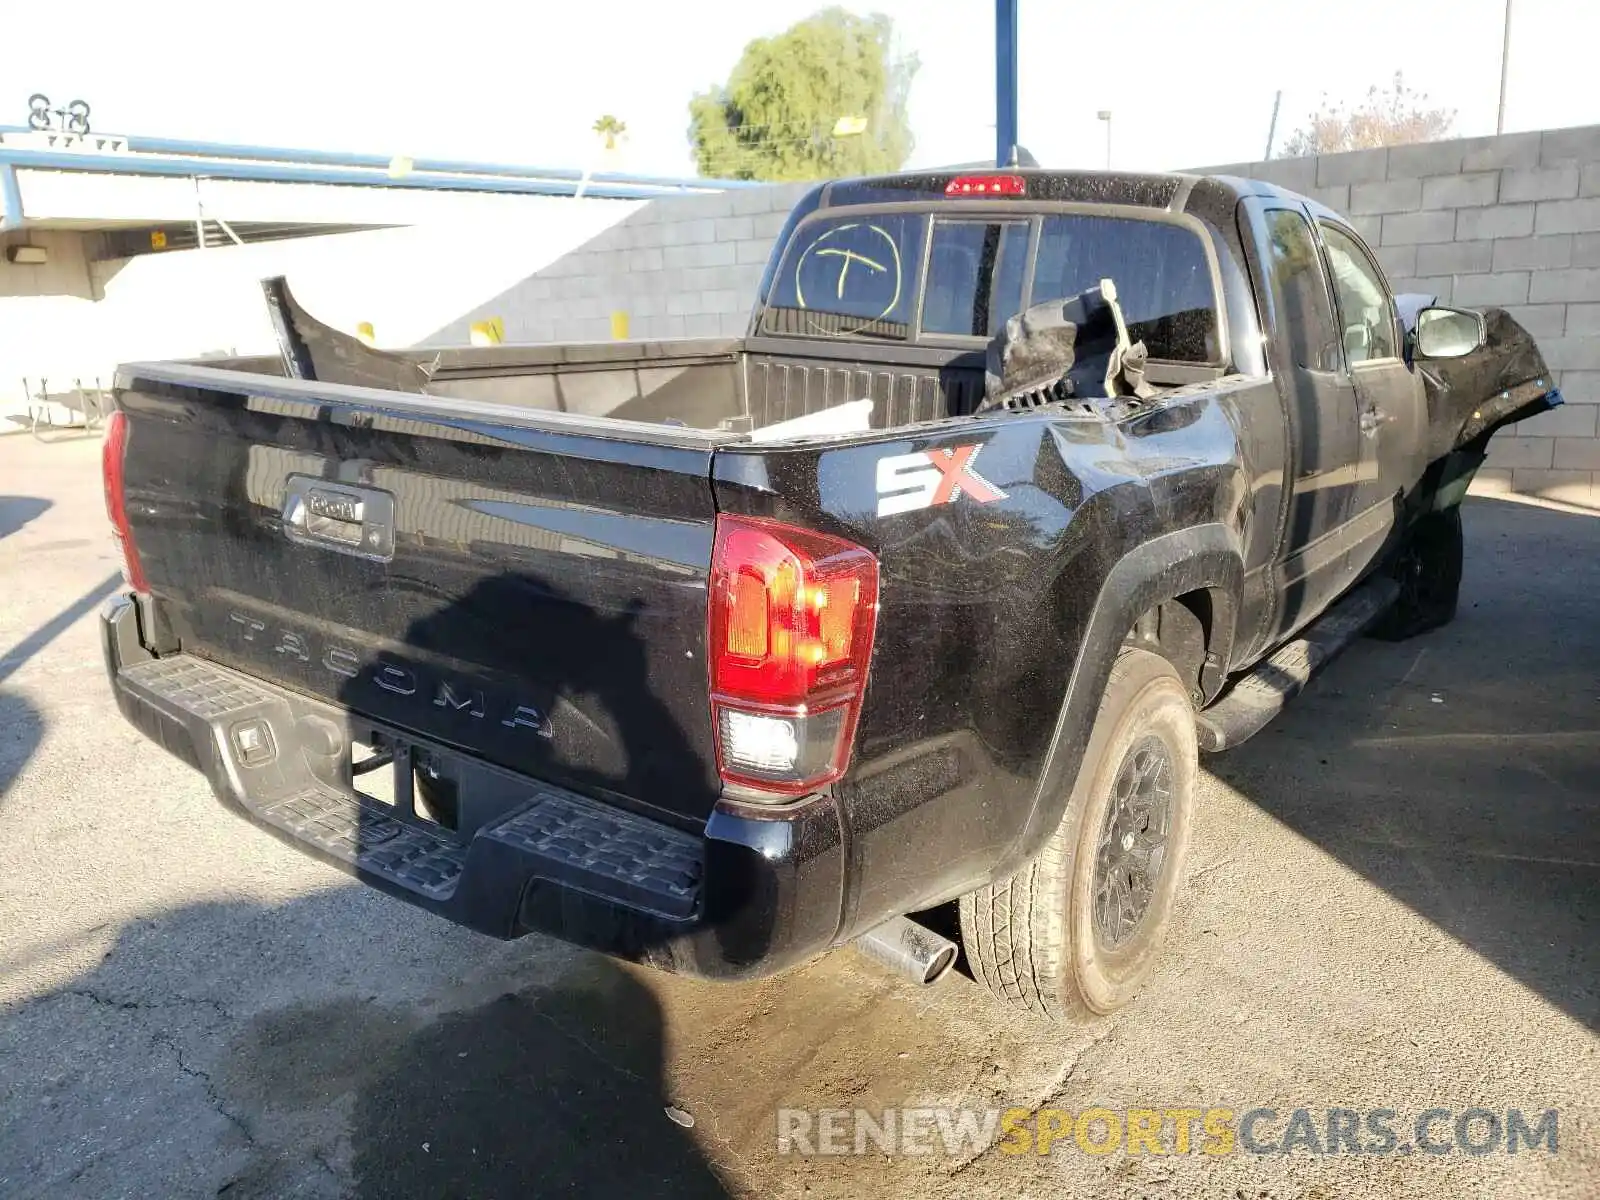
[{"x1": 592, "y1": 115, "x2": 628, "y2": 151}]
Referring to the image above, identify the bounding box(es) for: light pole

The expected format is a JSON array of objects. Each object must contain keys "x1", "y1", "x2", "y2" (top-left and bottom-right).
[
  {"x1": 1496, "y1": 0, "x2": 1513, "y2": 135},
  {"x1": 996, "y1": 0, "x2": 1019, "y2": 166},
  {"x1": 1097, "y1": 110, "x2": 1112, "y2": 169}
]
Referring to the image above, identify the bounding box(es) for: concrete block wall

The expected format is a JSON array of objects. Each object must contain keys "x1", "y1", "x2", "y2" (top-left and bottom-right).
[
  {"x1": 433, "y1": 125, "x2": 1600, "y2": 508},
  {"x1": 425, "y1": 183, "x2": 811, "y2": 345},
  {"x1": 1206, "y1": 124, "x2": 1600, "y2": 508},
  {"x1": 0, "y1": 229, "x2": 100, "y2": 300},
  {"x1": 1, "y1": 196, "x2": 644, "y2": 428}
]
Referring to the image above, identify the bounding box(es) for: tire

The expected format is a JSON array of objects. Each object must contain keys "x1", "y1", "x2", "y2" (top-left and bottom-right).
[
  {"x1": 1370, "y1": 507, "x2": 1464, "y2": 641},
  {"x1": 959, "y1": 647, "x2": 1198, "y2": 1023}
]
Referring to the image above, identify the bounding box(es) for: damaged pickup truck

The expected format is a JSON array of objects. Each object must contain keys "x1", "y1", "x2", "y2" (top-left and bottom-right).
[{"x1": 101, "y1": 170, "x2": 1558, "y2": 1022}]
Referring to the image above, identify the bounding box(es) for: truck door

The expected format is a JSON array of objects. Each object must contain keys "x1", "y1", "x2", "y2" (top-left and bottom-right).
[
  {"x1": 1316, "y1": 221, "x2": 1428, "y2": 577},
  {"x1": 1258, "y1": 206, "x2": 1365, "y2": 639}
]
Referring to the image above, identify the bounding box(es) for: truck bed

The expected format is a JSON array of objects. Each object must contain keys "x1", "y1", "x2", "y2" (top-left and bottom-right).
[
  {"x1": 260, "y1": 274, "x2": 985, "y2": 433},
  {"x1": 425, "y1": 335, "x2": 988, "y2": 431}
]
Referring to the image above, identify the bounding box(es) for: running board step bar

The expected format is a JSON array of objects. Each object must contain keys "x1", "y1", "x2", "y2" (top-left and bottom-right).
[{"x1": 1196, "y1": 577, "x2": 1400, "y2": 753}]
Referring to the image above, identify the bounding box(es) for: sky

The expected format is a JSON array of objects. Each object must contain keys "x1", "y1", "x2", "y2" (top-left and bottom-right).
[{"x1": 16, "y1": 0, "x2": 1600, "y2": 178}]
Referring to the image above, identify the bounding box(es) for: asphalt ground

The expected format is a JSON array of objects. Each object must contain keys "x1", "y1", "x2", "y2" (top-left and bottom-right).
[{"x1": 1, "y1": 431, "x2": 1596, "y2": 1199}]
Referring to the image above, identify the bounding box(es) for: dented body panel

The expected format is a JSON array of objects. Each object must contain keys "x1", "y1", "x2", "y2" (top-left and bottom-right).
[
  {"x1": 101, "y1": 169, "x2": 1557, "y2": 977},
  {"x1": 1418, "y1": 307, "x2": 1557, "y2": 461}
]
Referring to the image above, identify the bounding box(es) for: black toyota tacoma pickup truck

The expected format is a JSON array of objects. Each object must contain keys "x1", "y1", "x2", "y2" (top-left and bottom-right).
[{"x1": 101, "y1": 169, "x2": 1558, "y2": 1022}]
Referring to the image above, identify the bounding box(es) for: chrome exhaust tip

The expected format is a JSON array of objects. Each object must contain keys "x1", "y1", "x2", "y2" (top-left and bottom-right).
[{"x1": 855, "y1": 914, "x2": 959, "y2": 985}]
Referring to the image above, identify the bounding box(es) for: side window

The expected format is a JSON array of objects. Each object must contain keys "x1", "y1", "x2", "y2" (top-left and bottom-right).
[
  {"x1": 921, "y1": 221, "x2": 1028, "y2": 337},
  {"x1": 1319, "y1": 223, "x2": 1398, "y2": 363},
  {"x1": 1263, "y1": 209, "x2": 1340, "y2": 372}
]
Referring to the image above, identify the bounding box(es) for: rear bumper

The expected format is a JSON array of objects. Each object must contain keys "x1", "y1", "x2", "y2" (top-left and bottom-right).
[{"x1": 101, "y1": 594, "x2": 846, "y2": 980}]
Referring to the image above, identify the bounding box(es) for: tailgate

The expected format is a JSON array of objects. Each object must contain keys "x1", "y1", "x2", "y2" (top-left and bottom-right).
[{"x1": 116, "y1": 364, "x2": 728, "y2": 824}]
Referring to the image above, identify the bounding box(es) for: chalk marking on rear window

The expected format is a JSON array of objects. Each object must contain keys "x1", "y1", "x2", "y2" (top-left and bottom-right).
[{"x1": 795, "y1": 222, "x2": 904, "y2": 335}]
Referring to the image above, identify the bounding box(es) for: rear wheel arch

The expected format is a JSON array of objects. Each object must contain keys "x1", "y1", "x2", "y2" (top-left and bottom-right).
[
  {"x1": 992, "y1": 525, "x2": 1243, "y2": 882},
  {"x1": 1127, "y1": 585, "x2": 1236, "y2": 706},
  {"x1": 960, "y1": 644, "x2": 1200, "y2": 1021}
]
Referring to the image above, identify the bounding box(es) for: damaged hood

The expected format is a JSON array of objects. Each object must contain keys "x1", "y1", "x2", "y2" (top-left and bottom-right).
[{"x1": 1416, "y1": 307, "x2": 1560, "y2": 461}]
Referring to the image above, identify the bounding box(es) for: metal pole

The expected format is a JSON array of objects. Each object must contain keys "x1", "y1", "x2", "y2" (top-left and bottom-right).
[
  {"x1": 1265, "y1": 90, "x2": 1283, "y2": 160},
  {"x1": 995, "y1": 0, "x2": 1019, "y2": 167},
  {"x1": 1097, "y1": 110, "x2": 1112, "y2": 169},
  {"x1": 192, "y1": 177, "x2": 207, "y2": 250},
  {"x1": 1496, "y1": 0, "x2": 1513, "y2": 135}
]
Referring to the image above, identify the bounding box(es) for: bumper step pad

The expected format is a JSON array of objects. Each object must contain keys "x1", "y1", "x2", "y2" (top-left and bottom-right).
[
  {"x1": 121, "y1": 655, "x2": 272, "y2": 719},
  {"x1": 261, "y1": 785, "x2": 467, "y2": 899},
  {"x1": 490, "y1": 793, "x2": 702, "y2": 920},
  {"x1": 116, "y1": 653, "x2": 702, "y2": 921}
]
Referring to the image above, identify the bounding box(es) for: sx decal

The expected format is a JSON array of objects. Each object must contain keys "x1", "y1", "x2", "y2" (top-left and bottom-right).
[{"x1": 875, "y1": 444, "x2": 1007, "y2": 517}]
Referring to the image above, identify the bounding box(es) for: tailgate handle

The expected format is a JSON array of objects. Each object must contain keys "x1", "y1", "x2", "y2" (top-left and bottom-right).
[{"x1": 282, "y1": 476, "x2": 396, "y2": 562}]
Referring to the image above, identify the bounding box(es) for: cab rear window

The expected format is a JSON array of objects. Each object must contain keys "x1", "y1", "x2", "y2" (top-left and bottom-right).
[
  {"x1": 761, "y1": 214, "x2": 924, "y2": 340},
  {"x1": 761, "y1": 210, "x2": 1219, "y2": 361},
  {"x1": 1031, "y1": 216, "x2": 1217, "y2": 362},
  {"x1": 922, "y1": 220, "x2": 1029, "y2": 338}
]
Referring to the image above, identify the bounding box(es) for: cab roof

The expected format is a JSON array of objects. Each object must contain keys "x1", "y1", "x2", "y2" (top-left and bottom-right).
[{"x1": 803, "y1": 169, "x2": 1337, "y2": 239}]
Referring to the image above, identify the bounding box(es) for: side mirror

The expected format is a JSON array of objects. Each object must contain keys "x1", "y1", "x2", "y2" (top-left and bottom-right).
[{"x1": 1415, "y1": 306, "x2": 1486, "y2": 358}]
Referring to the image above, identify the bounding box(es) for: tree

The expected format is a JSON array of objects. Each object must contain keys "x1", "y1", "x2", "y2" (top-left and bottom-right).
[
  {"x1": 688, "y1": 8, "x2": 919, "y2": 181},
  {"x1": 1279, "y1": 72, "x2": 1455, "y2": 157},
  {"x1": 592, "y1": 115, "x2": 627, "y2": 151}
]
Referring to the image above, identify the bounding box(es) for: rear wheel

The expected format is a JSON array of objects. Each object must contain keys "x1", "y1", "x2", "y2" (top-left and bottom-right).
[
  {"x1": 1371, "y1": 507, "x2": 1464, "y2": 641},
  {"x1": 959, "y1": 647, "x2": 1198, "y2": 1023}
]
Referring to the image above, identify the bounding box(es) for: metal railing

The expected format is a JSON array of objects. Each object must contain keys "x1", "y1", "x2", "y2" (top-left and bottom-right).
[{"x1": 17, "y1": 377, "x2": 108, "y2": 441}]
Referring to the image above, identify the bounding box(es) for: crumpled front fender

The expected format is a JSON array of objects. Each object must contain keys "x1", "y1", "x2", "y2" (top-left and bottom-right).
[{"x1": 1418, "y1": 307, "x2": 1561, "y2": 461}]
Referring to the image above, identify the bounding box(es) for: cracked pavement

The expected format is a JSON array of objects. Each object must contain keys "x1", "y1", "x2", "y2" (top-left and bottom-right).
[{"x1": 1, "y1": 435, "x2": 1597, "y2": 1199}]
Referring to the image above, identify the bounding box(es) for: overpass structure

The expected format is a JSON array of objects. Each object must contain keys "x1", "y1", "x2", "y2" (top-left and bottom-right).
[
  {"x1": 0, "y1": 125, "x2": 756, "y2": 425},
  {"x1": 0, "y1": 125, "x2": 755, "y2": 299}
]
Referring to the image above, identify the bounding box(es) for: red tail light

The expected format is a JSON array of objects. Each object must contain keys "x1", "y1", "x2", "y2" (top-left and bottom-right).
[
  {"x1": 945, "y1": 174, "x2": 1026, "y2": 197},
  {"x1": 708, "y1": 515, "x2": 879, "y2": 797},
  {"x1": 102, "y1": 410, "x2": 149, "y2": 592}
]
